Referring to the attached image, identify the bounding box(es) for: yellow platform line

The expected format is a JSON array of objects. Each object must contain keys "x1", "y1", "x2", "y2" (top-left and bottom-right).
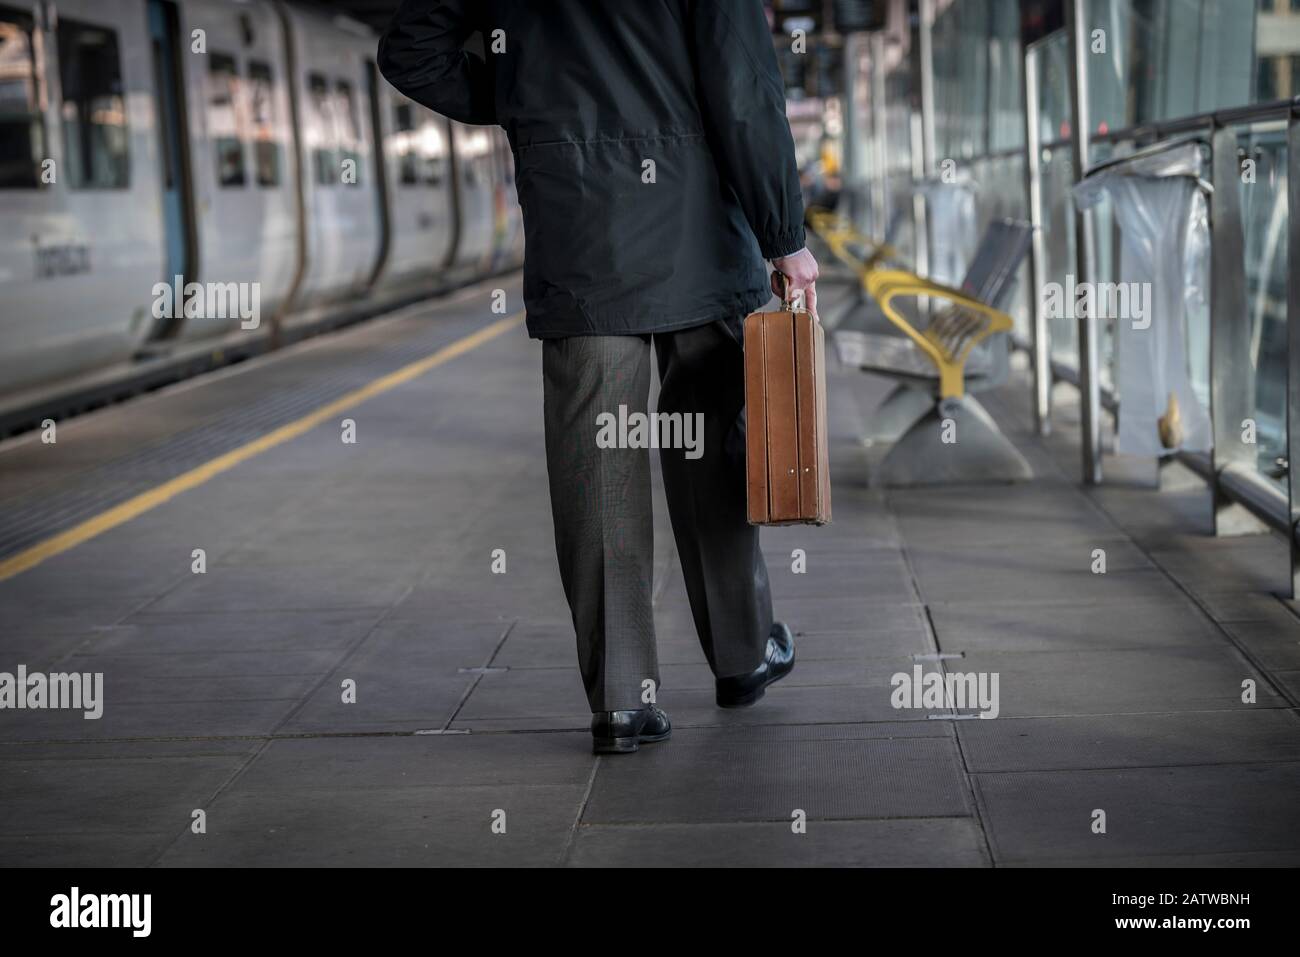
[{"x1": 0, "y1": 312, "x2": 526, "y2": 583}]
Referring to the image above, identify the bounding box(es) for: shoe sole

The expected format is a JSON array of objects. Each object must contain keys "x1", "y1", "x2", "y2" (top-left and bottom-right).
[
  {"x1": 716, "y1": 686, "x2": 766, "y2": 709},
  {"x1": 592, "y1": 728, "x2": 672, "y2": 755},
  {"x1": 716, "y1": 653, "x2": 795, "y2": 709}
]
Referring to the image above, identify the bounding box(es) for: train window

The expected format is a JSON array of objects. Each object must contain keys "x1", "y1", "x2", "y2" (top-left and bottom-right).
[
  {"x1": 426, "y1": 154, "x2": 445, "y2": 188},
  {"x1": 423, "y1": 121, "x2": 446, "y2": 188},
  {"x1": 308, "y1": 73, "x2": 336, "y2": 186},
  {"x1": 0, "y1": 5, "x2": 46, "y2": 189},
  {"x1": 208, "y1": 53, "x2": 246, "y2": 188},
  {"x1": 57, "y1": 18, "x2": 130, "y2": 190},
  {"x1": 335, "y1": 79, "x2": 361, "y2": 187},
  {"x1": 247, "y1": 61, "x2": 280, "y2": 188},
  {"x1": 428, "y1": 145, "x2": 449, "y2": 188},
  {"x1": 393, "y1": 102, "x2": 419, "y2": 185}
]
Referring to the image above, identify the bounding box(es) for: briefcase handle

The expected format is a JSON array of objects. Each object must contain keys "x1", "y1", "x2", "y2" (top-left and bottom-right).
[
  {"x1": 777, "y1": 271, "x2": 795, "y2": 312},
  {"x1": 775, "y1": 271, "x2": 813, "y2": 318}
]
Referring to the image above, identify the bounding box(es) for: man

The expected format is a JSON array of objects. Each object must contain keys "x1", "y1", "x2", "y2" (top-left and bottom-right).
[{"x1": 379, "y1": 0, "x2": 819, "y2": 754}]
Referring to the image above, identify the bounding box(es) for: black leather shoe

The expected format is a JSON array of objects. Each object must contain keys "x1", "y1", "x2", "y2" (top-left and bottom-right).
[
  {"x1": 591, "y1": 706, "x2": 672, "y2": 754},
  {"x1": 716, "y1": 622, "x2": 795, "y2": 708}
]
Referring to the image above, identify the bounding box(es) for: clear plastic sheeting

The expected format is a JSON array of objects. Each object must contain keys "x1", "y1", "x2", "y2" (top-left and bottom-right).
[
  {"x1": 1073, "y1": 140, "x2": 1213, "y2": 457},
  {"x1": 917, "y1": 175, "x2": 978, "y2": 287}
]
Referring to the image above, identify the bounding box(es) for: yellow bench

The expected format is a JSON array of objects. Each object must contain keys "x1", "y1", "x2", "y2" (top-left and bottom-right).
[
  {"x1": 808, "y1": 214, "x2": 1034, "y2": 485},
  {"x1": 807, "y1": 210, "x2": 1025, "y2": 402},
  {"x1": 861, "y1": 270, "x2": 1014, "y2": 400},
  {"x1": 806, "y1": 207, "x2": 897, "y2": 277}
]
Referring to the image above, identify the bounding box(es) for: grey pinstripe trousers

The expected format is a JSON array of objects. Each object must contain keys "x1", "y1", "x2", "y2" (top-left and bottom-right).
[{"x1": 542, "y1": 319, "x2": 774, "y2": 712}]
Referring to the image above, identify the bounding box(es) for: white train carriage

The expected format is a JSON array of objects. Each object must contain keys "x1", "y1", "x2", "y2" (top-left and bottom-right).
[
  {"x1": 372, "y1": 88, "x2": 455, "y2": 294},
  {"x1": 0, "y1": 0, "x2": 524, "y2": 417},
  {"x1": 0, "y1": 0, "x2": 166, "y2": 394},
  {"x1": 448, "y1": 122, "x2": 501, "y2": 277},
  {"x1": 165, "y1": 0, "x2": 297, "y2": 342},
  {"x1": 281, "y1": 2, "x2": 381, "y2": 312}
]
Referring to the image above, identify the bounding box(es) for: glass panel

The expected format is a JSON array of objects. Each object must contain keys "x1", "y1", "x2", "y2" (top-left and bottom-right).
[
  {"x1": 308, "y1": 73, "x2": 335, "y2": 186},
  {"x1": 1040, "y1": 142, "x2": 1079, "y2": 365},
  {"x1": 335, "y1": 79, "x2": 361, "y2": 187},
  {"x1": 422, "y1": 119, "x2": 446, "y2": 187},
  {"x1": 1256, "y1": 0, "x2": 1300, "y2": 104},
  {"x1": 58, "y1": 18, "x2": 129, "y2": 189},
  {"x1": 208, "y1": 52, "x2": 245, "y2": 188},
  {"x1": 932, "y1": 0, "x2": 989, "y2": 162},
  {"x1": 988, "y1": 0, "x2": 1024, "y2": 152},
  {"x1": 393, "y1": 101, "x2": 418, "y2": 185},
  {"x1": 1237, "y1": 123, "x2": 1288, "y2": 480},
  {"x1": 882, "y1": 57, "x2": 916, "y2": 263},
  {"x1": 1083, "y1": 0, "x2": 1298, "y2": 131},
  {"x1": 1034, "y1": 30, "x2": 1073, "y2": 145},
  {"x1": 247, "y1": 60, "x2": 280, "y2": 188},
  {"x1": 0, "y1": 4, "x2": 46, "y2": 189}
]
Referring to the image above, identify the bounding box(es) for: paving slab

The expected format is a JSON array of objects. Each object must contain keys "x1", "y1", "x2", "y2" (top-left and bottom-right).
[
  {"x1": 0, "y1": 833, "x2": 175, "y2": 868},
  {"x1": 926, "y1": 595, "x2": 1228, "y2": 654},
  {"x1": 155, "y1": 783, "x2": 585, "y2": 867},
  {"x1": 275, "y1": 619, "x2": 510, "y2": 735},
  {"x1": 139, "y1": 561, "x2": 422, "y2": 615},
  {"x1": 582, "y1": 727, "x2": 971, "y2": 825},
  {"x1": 957, "y1": 710, "x2": 1300, "y2": 772},
  {"x1": 231, "y1": 733, "x2": 595, "y2": 791},
  {"x1": 568, "y1": 818, "x2": 989, "y2": 867},
  {"x1": 974, "y1": 762, "x2": 1300, "y2": 863},
  {"x1": 0, "y1": 744, "x2": 253, "y2": 855},
  {"x1": 956, "y1": 645, "x2": 1286, "y2": 718},
  {"x1": 87, "y1": 610, "x2": 386, "y2": 655},
  {"x1": 905, "y1": 542, "x2": 1162, "y2": 605},
  {"x1": 1222, "y1": 618, "x2": 1300, "y2": 673},
  {"x1": 0, "y1": 697, "x2": 301, "y2": 743}
]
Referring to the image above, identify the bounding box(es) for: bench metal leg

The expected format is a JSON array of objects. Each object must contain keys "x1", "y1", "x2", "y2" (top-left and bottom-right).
[
  {"x1": 873, "y1": 396, "x2": 1034, "y2": 487},
  {"x1": 865, "y1": 382, "x2": 934, "y2": 442}
]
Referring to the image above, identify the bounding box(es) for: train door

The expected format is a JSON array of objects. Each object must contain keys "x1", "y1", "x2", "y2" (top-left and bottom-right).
[
  {"x1": 447, "y1": 122, "x2": 494, "y2": 274},
  {"x1": 2, "y1": 0, "x2": 165, "y2": 394},
  {"x1": 283, "y1": 5, "x2": 382, "y2": 309},
  {"x1": 145, "y1": 0, "x2": 196, "y2": 341},
  {"x1": 170, "y1": 0, "x2": 297, "y2": 342}
]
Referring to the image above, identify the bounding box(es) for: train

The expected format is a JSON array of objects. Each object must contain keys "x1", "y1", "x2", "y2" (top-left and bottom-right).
[{"x1": 0, "y1": 0, "x2": 524, "y2": 429}]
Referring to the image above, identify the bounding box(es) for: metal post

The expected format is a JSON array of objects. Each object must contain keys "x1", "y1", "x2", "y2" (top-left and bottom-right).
[
  {"x1": 910, "y1": 112, "x2": 930, "y2": 282},
  {"x1": 917, "y1": 0, "x2": 937, "y2": 177},
  {"x1": 914, "y1": 0, "x2": 936, "y2": 310},
  {"x1": 1065, "y1": 0, "x2": 1102, "y2": 484},
  {"x1": 1209, "y1": 125, "x2": 1268, "y2": 539},
  {"x1": 842, "y1": 32, "x2": 861, "y2": 217},
  {"x1": 870, "y1": 31, "x2": 889, "y2": 243},
  {"x1": 1022, "y1": 42, "x2": 1051, "y2": 436},
  {"x1": 1287, "y1": 108, "x2": 1300, "y2": 597}
]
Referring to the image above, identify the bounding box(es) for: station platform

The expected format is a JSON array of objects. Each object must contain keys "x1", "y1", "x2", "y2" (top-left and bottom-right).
[{"x1": 2, "y1": 278, "x2": 1299, "y2": 867}]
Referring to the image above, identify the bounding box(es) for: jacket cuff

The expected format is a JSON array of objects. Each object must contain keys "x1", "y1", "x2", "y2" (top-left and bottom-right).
[{"x1": 761, "y1": 226, "x2": 807, "y2": 261}]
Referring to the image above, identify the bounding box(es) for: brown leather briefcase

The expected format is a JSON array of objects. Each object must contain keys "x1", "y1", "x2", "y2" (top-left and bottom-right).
[{"x1": 743, "y1": 279, "x2": 832, "y2": 526}]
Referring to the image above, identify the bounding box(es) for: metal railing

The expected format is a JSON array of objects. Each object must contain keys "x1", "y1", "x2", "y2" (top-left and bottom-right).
[{"x1": 848, "y1": 0, "x2": 1300, "y2": 597}]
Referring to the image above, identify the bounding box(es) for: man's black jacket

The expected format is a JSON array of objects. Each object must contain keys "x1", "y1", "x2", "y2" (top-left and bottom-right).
[{"x1": 378, "y1": 0, "x2": 805, "y2": 339}]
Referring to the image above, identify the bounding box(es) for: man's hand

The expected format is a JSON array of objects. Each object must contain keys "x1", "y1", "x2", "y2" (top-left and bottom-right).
[{"x1": 770, "y1": 247, "x2": 820, "y2": 318}]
